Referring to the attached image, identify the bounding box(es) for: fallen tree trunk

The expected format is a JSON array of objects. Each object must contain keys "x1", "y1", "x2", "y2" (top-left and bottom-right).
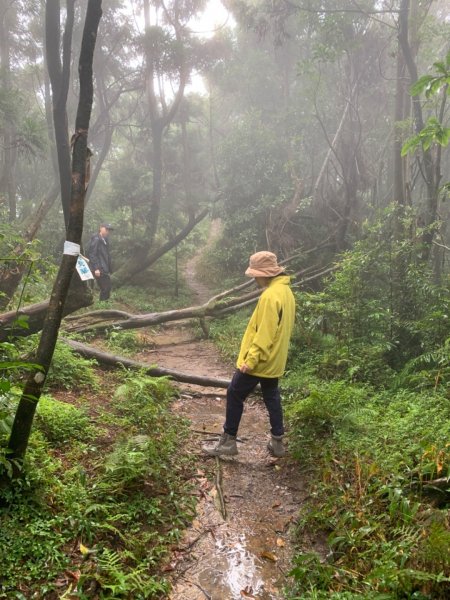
[
  {"x1": 0, "y1": 278, "x2": 93, "y2": 342},
  {"x1": 208, "y1": 239, "x2": 335, "y2": 303},
  {"x1": 63, "y1": 264, "x2": 336, "y2": 334},
  {"x1": 0, "y1": 245, "x2": 336, "y2": 339},
  {"x1": 63, "y1": 338, "x2": 230, "y2": 388}
]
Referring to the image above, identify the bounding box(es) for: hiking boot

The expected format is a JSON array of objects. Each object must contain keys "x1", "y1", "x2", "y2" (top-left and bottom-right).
[
  {"x1": 203, "y1": 433, "x2": 238, "y2": 456},
  {"x1": 267, "y1": 434, "x2": 286, "y2": 457}
]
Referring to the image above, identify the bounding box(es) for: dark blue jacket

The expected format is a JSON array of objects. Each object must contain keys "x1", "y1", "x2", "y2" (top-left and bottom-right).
[{"x1": 87, "y1": 234, "x2": 112, "y2": 275}]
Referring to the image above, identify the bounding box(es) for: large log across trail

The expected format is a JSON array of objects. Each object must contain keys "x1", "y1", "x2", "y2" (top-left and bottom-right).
[
  {"x1": 0, "y1": 242, "x2": 336, "y2": 340},
  {"x1": 63, "y1": 338, "x2": 231, "y2": 388},
  {"x1": 63, "y1": 264, "x2": 336, "y2": 335}
]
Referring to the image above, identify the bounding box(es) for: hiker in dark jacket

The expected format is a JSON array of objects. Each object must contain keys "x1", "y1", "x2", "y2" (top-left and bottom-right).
[{"x1": 87, "y1": 224, "x2": 114, "y2": 300}]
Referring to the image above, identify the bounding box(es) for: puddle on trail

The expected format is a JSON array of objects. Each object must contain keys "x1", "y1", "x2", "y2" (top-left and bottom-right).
[
  {"x1": 167, "y1": 390, "x2": 307, "y2": 600},
  {"x1": 197, "y1": 534, "x2": 267, "y2": 599}
]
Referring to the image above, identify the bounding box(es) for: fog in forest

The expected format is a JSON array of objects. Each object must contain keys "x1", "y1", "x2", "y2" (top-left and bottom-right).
[{"x1": 1, "y1": 1, "x2": 450, "y2": 599}]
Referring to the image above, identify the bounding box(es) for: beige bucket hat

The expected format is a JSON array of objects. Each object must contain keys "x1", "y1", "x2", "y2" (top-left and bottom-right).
[{"x1": 245, "y1": 251, "x2": 285, "y2": 278}]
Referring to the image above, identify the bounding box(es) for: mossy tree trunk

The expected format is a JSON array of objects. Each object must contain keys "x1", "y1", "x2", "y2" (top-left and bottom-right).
[{"x1": 6, "y1": 0, "x2": 103, "y2": 470}]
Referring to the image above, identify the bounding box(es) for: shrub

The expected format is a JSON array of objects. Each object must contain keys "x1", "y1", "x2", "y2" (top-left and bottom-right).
[
  {"x1": 106, "y1": 329, "x2": 141, "y2": 354},
  {"x1": 45, "y1": 342, "x2": 99, "y2": 390},
  {"x1": 102, "y1": 434, "x2": 161, "y2": 494},
  {"x1": 285, "y1": 381, "x2": 450, "y2": 599},
  {"x1": 98, "y1": 373, "x2": 188, "y2": 495},
  {"x1": 35, "y1": 395, "x2": 94, "y2": 445}
]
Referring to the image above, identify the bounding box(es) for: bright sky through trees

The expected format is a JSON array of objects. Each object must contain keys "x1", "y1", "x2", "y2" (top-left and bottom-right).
[{"x1": 126, "y1": 0, "x2": 235, "y2": 94}]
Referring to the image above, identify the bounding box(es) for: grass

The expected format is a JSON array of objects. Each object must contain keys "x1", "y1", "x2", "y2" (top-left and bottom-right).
[
  {"x1": 0, "y1": 251, "x2": 209, "y2": 598},
  {"x1": 0, "y1": 367, "x2": 195, "y2": 599},
  {"x1": 283, "y1": 372, "x2": 450, "y2": 599}
]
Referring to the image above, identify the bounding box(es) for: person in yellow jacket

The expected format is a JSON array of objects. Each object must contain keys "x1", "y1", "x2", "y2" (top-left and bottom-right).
[{"x1": 204, "y1": 251, "x2": 295, "y2": 458}]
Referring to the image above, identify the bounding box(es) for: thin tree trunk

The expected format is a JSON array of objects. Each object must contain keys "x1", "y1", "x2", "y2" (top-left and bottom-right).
[
  {"x1": 45, "y1": 0, "x2": 75, "y2": 230},
  {"x1": 85, "y1": 120, "x2": 113, "y2": 205},
  {"x1": 208, "y1": 84, "x2": 220, "y2": 189},
  {"x1": 6, "y1": 0, "x2": 102, "y2": 467},
  {"x1": 85, "y1": 73, "x2": 116, "y2": 204},
  {"x1": 0, "y1": 0, "x2": 17, "y2": 221},
  {"x1": 393, "y1": 38, "x2": 407, "y2": 206},
  {"x1": 398, "y1": 0, "x2": 440, "y2": 260},
  {"x1": 0, "y1": 242, "x2": 333, "y2": 339},
  {"x1": 23, "y1": 182, "x2": 60, "y2": 243},
  {"x1": 313, "y1": 87, "x2": 355, "y2": 203},
  {"x1": 112, "y1": 0, "x2": 187, "y2": 283},
  {"x1": 0, "y1": 53, "x2": 62, "y2": 307},
  {"x1": 0, "y1": 281, "x2": 93, "y2": 342},
  {"x1": 65, "y1": 264, "x2": 335, "y2": 335}
]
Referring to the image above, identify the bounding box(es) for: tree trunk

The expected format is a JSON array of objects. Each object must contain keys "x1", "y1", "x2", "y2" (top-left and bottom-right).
[
  {"x1": 313, "y1": 87, "x2": 355, "y2": 204},
  {"x1": 63, "y1": 338, "x2": 230, "y2": 388},
  {"x1": 0, "y1": 0, "x2": 17, "y2": 221},
  {"x1": 398, "y1": 0, "x2": 440, "y2": 261},
  {"x1": 85, "y1": 72, "x2": 116, "y2": 205},
  {"x1": 0, "y1": 241, "x2": 332, "y2": 339},
  {"x1": 0, "y1": 276, "x2": 93, "y2": 342},
  {"x1": 112, "y1": 123, "x2": 166, "y2": 284},
  {"x1": 0, "y1": 63, "x2": 62, "y2": 307},
  {"x1": 112, "y1": 0, "x2": 187, "y2": 283},
  {"x1": 45, "y1": 0, "x2": 75, "y2": 230},
  {"x1": 393, "y1": 36, "x2": 407, "y2": 207},
  {"x1": 0, "y1": 44, "x2": 64, "y2": 307},
  {"x1": 6, "y1": 0, "x2": 102, "y2": 467},
  {"x1": 85, "y1": 119, "x2": 113, "y2": 205}
]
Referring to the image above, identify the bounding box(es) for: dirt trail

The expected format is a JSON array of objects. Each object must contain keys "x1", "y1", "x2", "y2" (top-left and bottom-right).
[{"x1": 138, "y1": 225, "x2": 308, "y2": 599}]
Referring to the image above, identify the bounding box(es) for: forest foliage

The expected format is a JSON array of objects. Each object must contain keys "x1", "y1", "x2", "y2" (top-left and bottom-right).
[{"x1": 1, "y1": 0, "x2": 450, "y2": 598}]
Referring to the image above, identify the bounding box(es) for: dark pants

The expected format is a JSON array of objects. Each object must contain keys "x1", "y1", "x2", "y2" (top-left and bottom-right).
[
  {"x1": 224, "y1": 370, "x2": 284, "y2": 437},
  {"x1": 97, "y1": 274, "x2": 111, "y2": 300}
]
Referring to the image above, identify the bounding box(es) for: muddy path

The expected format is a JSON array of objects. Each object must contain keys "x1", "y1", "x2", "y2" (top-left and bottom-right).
[{"x1": 136, "y1": 227, "x2": 309, "y2": 599}]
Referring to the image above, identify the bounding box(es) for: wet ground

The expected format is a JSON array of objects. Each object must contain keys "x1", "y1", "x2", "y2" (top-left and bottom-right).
[
  {"x1": 138, "y1": 325, "x2": 307, "y2": 600},
  {"x1": 132, "y1": 227, "x2": 310, "y2": 599}
]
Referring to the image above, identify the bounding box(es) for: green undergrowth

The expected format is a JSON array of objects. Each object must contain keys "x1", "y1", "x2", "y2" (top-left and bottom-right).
[
  {"x1": 282, "y1": 220, "x2": 450, "y2": 599},
  {"x1": 283, "y1": 373, "x2": 450, "y2": 599},
  {"x1": 45, "y1": 341, "x2": 100, "y2": 391},
  {"x1": 0, "y1": 369, "x2": 195, "y2": 598},
  {"x1": 105, "y1": 329, "x2": 144, "y2": 355}
]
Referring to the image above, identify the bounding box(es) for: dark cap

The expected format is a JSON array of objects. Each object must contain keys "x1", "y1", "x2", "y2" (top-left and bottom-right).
[{"x1": 100, "y1": 223, "x2": 114, "y2": 230}]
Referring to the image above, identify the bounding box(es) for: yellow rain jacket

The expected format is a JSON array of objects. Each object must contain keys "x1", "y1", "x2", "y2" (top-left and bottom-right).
[{"x1": 237, "y1": 275, "x2": 295, "y2": 378}]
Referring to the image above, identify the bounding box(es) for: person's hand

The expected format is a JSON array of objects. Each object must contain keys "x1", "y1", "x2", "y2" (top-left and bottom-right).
[
  {"x1": 240, "y1": 363, "x2": 250, "y2": 373},
  {"x1": 94, "y1": 269, "x2": 101, "y2": 278}
]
